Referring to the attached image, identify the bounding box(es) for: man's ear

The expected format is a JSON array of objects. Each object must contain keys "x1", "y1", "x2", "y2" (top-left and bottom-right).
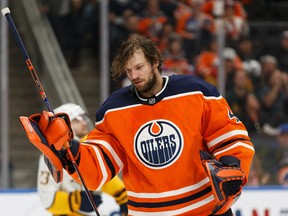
[{"x1": 153, "y1": 61, "x2": 159, "y2": 69}]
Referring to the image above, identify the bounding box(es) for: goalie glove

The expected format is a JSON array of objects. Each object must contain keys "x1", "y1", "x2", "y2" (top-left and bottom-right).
[
  {"x1": 200, "y1": 150, "x2": 245, "y2": 215},
  {"x1": 19, "y1": 111, "x2": 80, "y2": 183}
]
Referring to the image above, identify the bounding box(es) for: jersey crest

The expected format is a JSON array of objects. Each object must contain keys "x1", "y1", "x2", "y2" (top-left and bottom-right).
[{"x1": 134, "y1": 119, "x2": 183, "y2": 169}]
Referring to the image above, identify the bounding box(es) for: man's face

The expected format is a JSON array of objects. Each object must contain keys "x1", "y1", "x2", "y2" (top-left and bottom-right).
[
  {"x1": 125, "y1": 50, "x2": 159, "y2": 97},
  {"x1": 71, "y1": 116, "x2": 90, "y2": 138}
]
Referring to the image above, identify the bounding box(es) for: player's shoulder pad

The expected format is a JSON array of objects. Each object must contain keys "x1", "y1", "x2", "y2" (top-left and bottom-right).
[
  {"x1": 166, "y1": 74, "x2": 221, "y2": 98},
  {"x1": 96, "y1": 85, "x2": 139, "y2": 121}
]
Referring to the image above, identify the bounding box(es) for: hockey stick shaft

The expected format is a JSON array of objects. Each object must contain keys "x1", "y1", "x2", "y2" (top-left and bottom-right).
[
  {"x1": 1, "y1": 7, "x2": 100, "y2": 216},
  {"x1": 1, "y1": 7, "x2": 53, "y2": 112}
]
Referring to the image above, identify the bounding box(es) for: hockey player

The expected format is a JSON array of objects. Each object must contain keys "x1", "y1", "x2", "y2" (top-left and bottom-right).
[
  {"x1": 37, "y1": 103, "x2": 128, "y2": 216},
  {"x1": 22, "y1": 35, "x2": 254, "y2": 215}
]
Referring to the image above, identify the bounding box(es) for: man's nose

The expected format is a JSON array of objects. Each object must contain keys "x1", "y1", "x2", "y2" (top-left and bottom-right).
[{"x1": 130, "y1": 70, "x2": 140, "y2": 80}]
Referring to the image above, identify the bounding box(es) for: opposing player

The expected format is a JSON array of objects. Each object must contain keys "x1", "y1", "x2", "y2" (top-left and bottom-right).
[
  {"x1": 37, "y1": 103, "x2": 128, "y2": 216},
  {"x1": 22, "y1": 35, "x2": 254, "y2": 215}
]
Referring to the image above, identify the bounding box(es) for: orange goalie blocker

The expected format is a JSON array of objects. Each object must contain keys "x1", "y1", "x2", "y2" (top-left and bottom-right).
[
  {"x1": 38, "y1": 111, "x2": 73, "y2": 150},
  {"x1": 19, "y1": 115, "x2": 65, "y2": 183},
  {"x1": 200, "y1": 150, "x2": 245, "y2": 215}
]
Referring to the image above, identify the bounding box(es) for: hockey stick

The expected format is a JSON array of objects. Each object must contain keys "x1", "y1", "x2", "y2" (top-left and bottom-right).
[{"x1": 1, "y1": 7, "x2": 100, "y2": 216}]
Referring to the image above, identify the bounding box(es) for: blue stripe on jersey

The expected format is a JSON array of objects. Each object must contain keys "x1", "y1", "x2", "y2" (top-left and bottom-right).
[{"x1": 96, "y1": 75, "x2": 220, "y2": 121}]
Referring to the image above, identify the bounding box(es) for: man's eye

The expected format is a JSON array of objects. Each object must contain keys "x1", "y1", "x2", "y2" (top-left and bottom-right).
[{"x1": 136, "y1": 65, "x2": 143, "y2": 70}]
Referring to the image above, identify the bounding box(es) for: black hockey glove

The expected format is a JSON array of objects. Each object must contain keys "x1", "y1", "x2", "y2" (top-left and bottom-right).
[
  {"x1": 200, "y1": 150, "x2": 245, "y2": 215},
  {"x1": 69, "y1": 190, "x2": 103, "y2": 214}
]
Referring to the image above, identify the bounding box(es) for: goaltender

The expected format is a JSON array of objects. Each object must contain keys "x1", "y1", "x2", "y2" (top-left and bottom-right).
[{"x1": 21, "y1": 35, "x2": 254, "y2": 215}]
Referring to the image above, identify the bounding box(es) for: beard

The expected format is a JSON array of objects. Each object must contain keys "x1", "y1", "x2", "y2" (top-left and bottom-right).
[{"x1": 134, "y1": 68, "x2": 158, "y2": 97}]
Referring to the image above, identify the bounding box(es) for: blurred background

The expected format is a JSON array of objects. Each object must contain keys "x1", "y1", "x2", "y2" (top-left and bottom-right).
[{"x1": 1, "y1": 0, "x2": 288, "y2": 191}]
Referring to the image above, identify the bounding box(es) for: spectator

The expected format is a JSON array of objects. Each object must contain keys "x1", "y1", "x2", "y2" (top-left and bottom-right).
[
  {"x1": 236, "y1": 36, "x2": 258, "y2": 61},
  {"x1": 273, "y1": 30, "x2": 288, "y2": 73},
  {"x1": 226, "y1": 69, "x2": 253, "y2": 110},
  {"x1": 124, "y1": 14, "x2": 141, "y2": 36},
  {"x1": 257, "y1": 55, "x2": 288, "y2": 127},
  {"x1": 137, "y1": 0, "x2": 168, "y2": 43},
  {"x1": 201, "y1": 0, "x2": 247, "y2": 19},
  {"x1": 236, "y1": 36, "x2": 263, "y2": 90},
  {"x1": 109, "y1": 0, "x2": 141, "y2": 27},
  {"x1": 243, "y1": 59, "x2": 262, "y2": 89},
  {"x1": 176, "y1": 0, "x2": 215, "y2": 62},
  {"x1": 195, "y1": 45, "x2": 243, "y2": 87},
  {"x1": 109, "y1": 0, "x2": 142, "y2": 62},
  {"x1": 173, "y1": 0, "x2": 193, "y2": 21},
  {"x1": 194, "y1": 38, "x2": 218, "y2": 85},
  {"x1": 223, "y1": 47, "x2": 244, "y2": 91},
  {"x1": 245, "y1": 93, "x2": 263, "y2": 133},
  {"x1": 222, "y1": 0, "x2": 249, "y2": 47},
  {"x1": 162, "y1": 33, "x2": 194, "y2": 75},
  {"x1": 111, "y1": 13, "x2": 141, "y2": 62},
  {"x1": 159, "y1": 0, "x2": 178, "y2": 23},
  {"x1": 157, "y1": 21, "x2": 176, "y2": 52},
  {"x1": 226, "y1": 70, "x2": 262, "y2": 134}
]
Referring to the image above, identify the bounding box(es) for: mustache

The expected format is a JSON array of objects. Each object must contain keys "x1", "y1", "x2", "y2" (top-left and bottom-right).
[{"x1": 131, "y1": 77, "x2": 142, "y2": 82}]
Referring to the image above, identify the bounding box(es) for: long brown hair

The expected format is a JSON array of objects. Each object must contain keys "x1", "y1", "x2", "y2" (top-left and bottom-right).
[{"x1": 111, "y1": 34, "x2": 163, "y2": 80}]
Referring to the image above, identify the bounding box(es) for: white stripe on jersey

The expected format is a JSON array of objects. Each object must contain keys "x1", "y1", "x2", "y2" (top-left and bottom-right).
[
  {"x1": 127, "y1": 177, "x2": 210, "y2": 199},
  {"x1": 83, "y1": 140, "x2": 124, "y2": 170},
  {"x1": 90, "y1": 145, "x2": 109, "y2": 190},
  {"x1": 214, "y1": 141, "x2": 255, "y2": 157},
  {"x1": 207, "y1": 130, "x2": 249, "y2": 148}
]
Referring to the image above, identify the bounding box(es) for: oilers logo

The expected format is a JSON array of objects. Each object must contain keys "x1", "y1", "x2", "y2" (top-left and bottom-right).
[{"x1": 134, "y1": 120, "x2": 183, "y2": 169}]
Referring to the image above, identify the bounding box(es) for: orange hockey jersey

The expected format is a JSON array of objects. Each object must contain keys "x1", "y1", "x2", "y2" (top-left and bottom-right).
[{"x1": 71, "y1": 74, "x2": 254, "y2": 215}]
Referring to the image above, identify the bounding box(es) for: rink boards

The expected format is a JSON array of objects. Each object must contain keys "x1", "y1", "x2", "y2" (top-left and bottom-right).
[{"x1": 0, "y1": 186, "x2": 288, "y2": 216}]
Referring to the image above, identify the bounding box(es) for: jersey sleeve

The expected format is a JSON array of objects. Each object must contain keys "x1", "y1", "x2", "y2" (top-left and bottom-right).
[
  {"x1": 71, "y1": 128, "x2": 125, "y2": 191},
  {"x1": 202, "y1": 93, "x2": 255, "y2": 181}
]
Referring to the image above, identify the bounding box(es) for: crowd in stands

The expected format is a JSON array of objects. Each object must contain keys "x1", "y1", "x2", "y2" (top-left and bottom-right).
[{"x1": 36, "y1": 0, "x2": 288, "y2": 186}]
